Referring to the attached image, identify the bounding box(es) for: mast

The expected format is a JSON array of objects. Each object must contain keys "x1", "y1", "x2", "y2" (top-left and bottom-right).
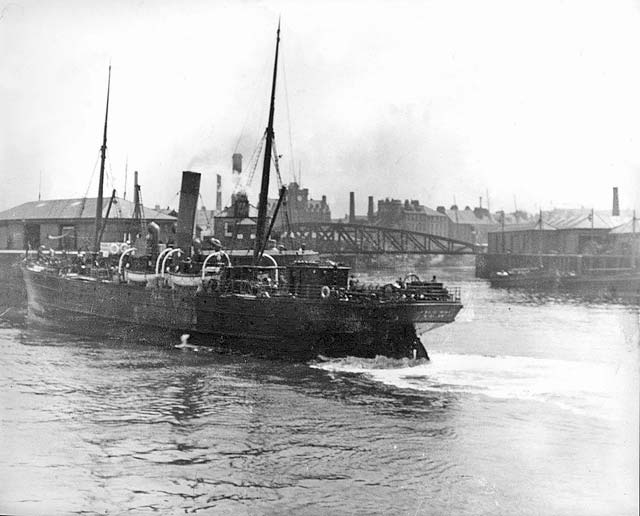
[
  {"x1": 254, "y1": 21, "x2": 281, "y2": 262},
  {"x1": 94, "y1": 65, "x2": 112, "y2": 253}
]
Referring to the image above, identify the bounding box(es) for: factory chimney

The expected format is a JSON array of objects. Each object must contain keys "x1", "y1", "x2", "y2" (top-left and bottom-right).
[
  {"x1": 176, "y1": 171, "x2": 201, "y2": 257},
  {"x1": 367, "y1": 196, "x2": 374, "y2": 222},
  {"x1": 349, "y1": 192, "x2": 355, "y2": 223},
  {"x1": 232, "y1": 153, "x2": 242, "y2": 174},
  {"x1": 612, "y1": 187, "x2": 620, "y2": 216},
  {"x1": 216, "y1": 174, "x2": 222, "y2": 212}
]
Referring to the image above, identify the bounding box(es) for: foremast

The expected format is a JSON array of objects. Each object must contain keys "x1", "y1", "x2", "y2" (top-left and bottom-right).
[
  {"x1": 93, "y1": 65, "x2": 112, "y2": 253},
  {"x1": 254, "y1": 21, "x2": 281, "y2": 263}
]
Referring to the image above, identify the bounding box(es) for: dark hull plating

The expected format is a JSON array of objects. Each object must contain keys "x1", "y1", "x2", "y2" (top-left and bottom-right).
[{"x1": 23, "y1": 268, "x2": 461, "y2": 359}]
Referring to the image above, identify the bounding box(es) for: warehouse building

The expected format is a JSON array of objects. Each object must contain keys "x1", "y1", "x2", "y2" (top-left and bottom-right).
[{"x1": 0, "y1": 197, "x2": 176, "y2": 251}]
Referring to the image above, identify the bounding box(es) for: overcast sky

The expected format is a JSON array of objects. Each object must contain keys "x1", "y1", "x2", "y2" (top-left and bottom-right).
[{"x1": 1, "y1": 0, "x2": 639, "y2": 217}]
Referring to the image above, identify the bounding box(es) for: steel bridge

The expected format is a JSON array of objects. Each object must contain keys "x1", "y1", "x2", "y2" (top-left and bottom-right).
[{"x1": 283, "y1": 222, "x2": 480, "y2": 255}]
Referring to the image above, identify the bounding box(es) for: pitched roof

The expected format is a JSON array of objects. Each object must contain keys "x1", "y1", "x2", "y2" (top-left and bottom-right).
[
  {"x1": 489, "y1": 220, "x2": 558, "y2": 232},
  {"x1": 403, "y1": 205, "x2": 447, "y2": 217},
  {"x1": 542, "y1": 210, "x2": 628, "y2": 230},
  {"x1": 445, "y1": 208, "x2": 496, "y2": 225},
  {"x1": 489, "y1": 210, "x2": 633, "y2": 233},
  {"x1": 0, "y1": 197, "x2": 176, "y2": 222},
  {"x1": 610, "y1": 218, "x2": 639, "y2": 234}
]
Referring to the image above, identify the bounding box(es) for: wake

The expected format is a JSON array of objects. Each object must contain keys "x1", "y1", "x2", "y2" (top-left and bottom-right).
[{"x1": 312, "y1": 352, "x2": 636, "y2": 421}]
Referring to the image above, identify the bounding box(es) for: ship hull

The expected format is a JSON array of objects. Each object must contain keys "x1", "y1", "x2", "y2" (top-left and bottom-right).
[{"x1": 23, "y1": 267, "x2": 461, "y2": 359}]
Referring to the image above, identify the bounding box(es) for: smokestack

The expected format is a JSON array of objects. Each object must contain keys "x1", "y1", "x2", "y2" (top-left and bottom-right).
[
  {"x1": 232, "y1": 153, "x2": 242, "y2": 174},
  {"x1": 368, "y1": 196, "x2": 374, "y2": 222},
  {"x1": 612, "y1": 187, "x2": 620, "y2": 216},
  {"x1": 216, "y1": 174, "x2": 222, "y2": 212},
  {"x1": 349, "y1": 192, "x2": 355, "y2": 223},
  {"x1": 176, "y1": 171, "x2": 201, "y2": 256},
  {"x1": 133, "y1": 171, "x2": 139, "y2": 208}
]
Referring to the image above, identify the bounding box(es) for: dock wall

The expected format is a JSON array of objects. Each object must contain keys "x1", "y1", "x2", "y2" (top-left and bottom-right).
[{"x1": 475, "y1": 253, "x2": 635, "y2": 278}]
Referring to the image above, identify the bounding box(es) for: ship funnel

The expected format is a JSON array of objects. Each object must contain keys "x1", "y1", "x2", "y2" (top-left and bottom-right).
[
  {"x1": 176, "y1": 171, "x2": 202, "y2": 256},
  {"x1": 612, "y1": 186, "x2": 620, "y2": 216}
]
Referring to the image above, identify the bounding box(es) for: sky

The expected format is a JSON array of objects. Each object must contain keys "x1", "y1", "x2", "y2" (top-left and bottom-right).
[{"x1": 1, "y1": 0, "x2": 640, "y2": 218}]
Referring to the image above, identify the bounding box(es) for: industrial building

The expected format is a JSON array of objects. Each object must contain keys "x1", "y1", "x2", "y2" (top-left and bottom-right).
[
  {"x1": 487, "y1": 209, "x2": 631, "y2": 255},
  {"x1": 438, "y1": 205, "x2": 497, "y2": 245},
  {"x1": 0, "y1": 197, "x2": 176, "y2": 251},
  {"x1": 377, "y1": 198, "x2": 449, "y2": 237},
  {"x1": 267, "y1": 182, "x2": 331, "y2": 226}
]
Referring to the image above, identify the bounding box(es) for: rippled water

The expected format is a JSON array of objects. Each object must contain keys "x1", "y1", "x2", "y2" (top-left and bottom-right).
[{"x1": 1, "y1": 269, "x2": 638, "y2": 515}]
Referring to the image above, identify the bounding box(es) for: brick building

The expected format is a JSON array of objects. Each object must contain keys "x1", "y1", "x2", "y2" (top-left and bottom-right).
[
  {"x1": 377, "y1": 199, "x2": 449, "y2": 237},
  {"x1": 267, "y1": 182, "x2": 331, "y2": 227}
]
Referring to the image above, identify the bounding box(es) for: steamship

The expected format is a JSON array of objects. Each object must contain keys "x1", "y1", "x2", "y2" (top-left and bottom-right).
[{"x1": 22, "y1": 25, "x2": 463, "y2": 360}]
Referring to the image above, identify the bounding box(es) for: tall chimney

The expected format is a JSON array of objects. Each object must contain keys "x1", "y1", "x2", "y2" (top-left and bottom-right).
[
  {"x1": 232, "y1": 153, "x2": 242, "y2": 174},
  {"x1": 216, "y1": 174, "x2": 222, "y2": 212},
  {"x1": 133, "y1": 171, "x2": 139, "y2": 207},
  {"x1": 367, "y1": 196, "x2": 374, "y2": 222},
  {"x1": 349, "y1": 192, "x2": 355, "y2": 223},
  {"x1": 612, "y1": 187, "x2": 620, "y2": 216},
  {"x1": 176, "y1": 171, "x2": 201, "y2": 256}
]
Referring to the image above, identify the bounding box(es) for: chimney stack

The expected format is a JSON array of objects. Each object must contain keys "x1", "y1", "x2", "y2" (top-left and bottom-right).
[
  {"x1": 349, "y1": 192, "x2": 355, "y2": 223},
  {"x1": 216, "y1": 174, "x2": 222, "y2": 212},
  {"x1": 232, "y1": 153, "x2": 242, "y2": 174},
  {"x1": 367, "y1": 196, "x2": 374, "y2": 222},
  {"x1": 612, "y1": 187, "x2": 620, "y2": 216},
  {"x1": 176, "y1": 171, "x2": 201, "y2": 256}
]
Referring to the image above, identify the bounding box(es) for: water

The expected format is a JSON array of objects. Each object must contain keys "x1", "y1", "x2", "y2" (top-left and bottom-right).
[{"x1": 1, "y1": 269, "x2": 638, "y2": 515}]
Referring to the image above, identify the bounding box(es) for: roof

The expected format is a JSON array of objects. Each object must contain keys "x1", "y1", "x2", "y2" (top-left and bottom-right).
[
  {"x1": 445, "y1": 208, "x2": 496, "y2": 226},
  {"x1": 0, "y1": 197, "x2": 176, "y2": 222},
  {"x1": 610, "y1": 218, "x2": 639, "y2": 234},
  {"x1": 218, "y1": 205, "x2": 260, "y2": 218},
  {"x1": 195, "y1": 209, "x2": 216, "y2": 228},
  {"x1": 489, "y1": 220, "x2": 558, "y2": 232},
  {"x1": 403, "y1": 205, "x2": 447, "y2": 217},
  {"x1": 489, "y1": 210, "x2": 632, "y2": 233}
]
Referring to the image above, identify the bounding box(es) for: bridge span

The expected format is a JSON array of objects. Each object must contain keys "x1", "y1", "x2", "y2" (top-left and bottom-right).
[{"x1": 283, "y1": 222, "x2": 481, "y2": 255}]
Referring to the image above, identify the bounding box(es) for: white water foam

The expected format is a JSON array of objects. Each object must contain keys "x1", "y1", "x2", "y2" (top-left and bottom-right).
[{"x1": 312, "y1": 353, "x2": 637, "y2": 421}]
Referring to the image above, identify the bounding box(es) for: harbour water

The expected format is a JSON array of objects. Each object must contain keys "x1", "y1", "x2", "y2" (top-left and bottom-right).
[{"x1": 1, "y1": 268, "x2": 638, "y2": 515}]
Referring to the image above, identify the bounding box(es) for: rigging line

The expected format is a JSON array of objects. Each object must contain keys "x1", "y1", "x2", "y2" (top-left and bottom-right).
[
  {"x1": 272, "y1": 139, "x2": 284, "y2": 190},
  {"x1": 198, "y1": 193, "x2": 212, "y2": 228},
  {"x1": 78, "y1": 153, "x2": 102, "y2": 219},
  {"x1": 161, "y1": 191, "x2": 180, "y2": 212},
  {"x1": 246, "y1": 132, "x2": 267, "y2": 187},
  {"x1": 281, "y1": 52, "x2": 296, "y2": 183},
  {"x1": 105, "y1": 149, "x2": 115, "y2": 193},
  {"x1": 233, "y1": 56, "x2": 273, "y2": 154},
  {"x1": 137, "y1": 187, "x2": 146, "y2": 231},
  {"x1": 282, "y1": 190, "x2": 293, "y2": 236}
]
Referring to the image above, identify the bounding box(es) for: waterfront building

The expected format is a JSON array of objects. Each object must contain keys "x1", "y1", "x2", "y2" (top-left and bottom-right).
[
  {"x1": 440, "y1": 205, "x2": 498, "y2": 245},
  {"x1": 267, "y1": 182, "x2": 331, "y2": 227},
  {"x1": 0, "y1": 197, "x2": 176, "y2": 251},
  {"x1": 487, "y1": 209, "x2": 632, "y2": 255},
  {"x1": 608, "y1": 218, "x2": 639, "y2": 261},
  {"x1": 377, "y1": 199, "x2": 449, "y2": 237},
  {"x1": 212, "y1": 192, "x2": 261, "y2": 248}
]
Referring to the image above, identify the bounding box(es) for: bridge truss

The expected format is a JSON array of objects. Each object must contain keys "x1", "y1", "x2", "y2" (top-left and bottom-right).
[{"x1": 283, "y1": 222, "x2": 479, "y2": 255}]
